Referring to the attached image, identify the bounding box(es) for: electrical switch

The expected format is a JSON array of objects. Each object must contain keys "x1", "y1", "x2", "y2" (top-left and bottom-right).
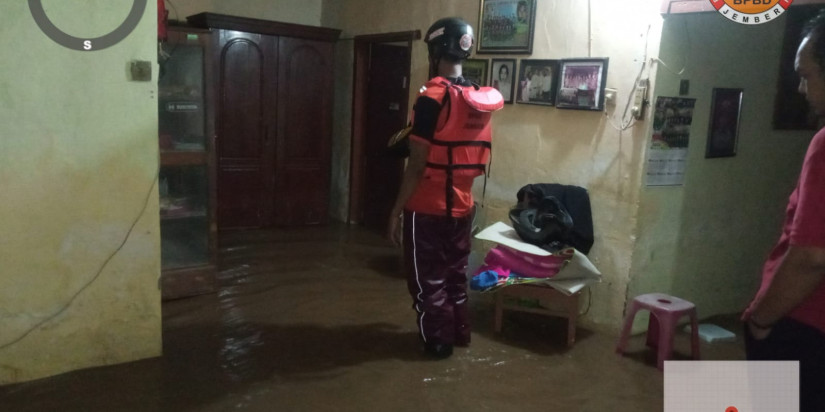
[
  {"x1": 631, "y1": 79, "x2": 648, "y2": 120},
  {"x1": 130, "y1": 60, "x2": 152, "y2": 81}
]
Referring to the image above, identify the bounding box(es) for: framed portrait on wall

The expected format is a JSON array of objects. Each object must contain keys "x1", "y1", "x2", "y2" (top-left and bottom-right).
[
  {"x1": 477, "y1": 0, "x2": 536, "y2": 54},
  {"x1": 556, "y1": 58, "x2": 609, "y2": 111},
  {"x1": 490, "y1": 59, "x2": 516, "y2": 103},
  {"x1": 462, "y1": 59, "x2": 489, "y2": 86},
  {"x1": 515, "y1": 59, "x2": 559, "y2": 106},
  {"x1": 706, "y1": 88, "x2": 743, "y2": 158}
]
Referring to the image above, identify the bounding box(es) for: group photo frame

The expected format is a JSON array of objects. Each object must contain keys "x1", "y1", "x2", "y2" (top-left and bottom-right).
[
  {"x1": 491, "y1": 58, "x2": 516, "y2": 104},
  {"x1": 556, "y1": 58, "x2": 609, "y2": 111},
  {"x1": 462, "y1": 59, "x2": 489, "y2": 86},
  {"x1": 516, "y1": 59, "x2": 559, "y2": 106},
  {"x1": 477, "y1": 0, "x2": 537, "y2": 54}
]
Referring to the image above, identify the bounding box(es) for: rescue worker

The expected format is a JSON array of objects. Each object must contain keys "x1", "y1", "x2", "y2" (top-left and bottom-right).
[{"x1": 386, "y1": 17, "x2": 503, "y2": 358}]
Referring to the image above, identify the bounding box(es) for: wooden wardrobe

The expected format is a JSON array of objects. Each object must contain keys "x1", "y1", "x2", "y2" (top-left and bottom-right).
[{"x1": 187, "y1": 13, "x2": 340, "y2": 229}]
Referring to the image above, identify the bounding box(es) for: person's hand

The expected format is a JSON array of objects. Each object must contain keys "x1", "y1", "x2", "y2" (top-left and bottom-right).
[
  {"x1": 386, "y1": 213, "x2": 402, "y2": 247},
  {"x1": 747, "y1": 318, "x2": 773, "y2": 341}
]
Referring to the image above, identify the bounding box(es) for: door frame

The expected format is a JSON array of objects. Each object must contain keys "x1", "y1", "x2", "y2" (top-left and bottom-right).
[{"x1": 348, "y1": 30, "x2": 420, "y2": 224}]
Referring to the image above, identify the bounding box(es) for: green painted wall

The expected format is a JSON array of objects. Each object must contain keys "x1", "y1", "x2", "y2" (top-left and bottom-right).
[
  {"x1": 628, "y1": 12, "x2": 813, "y2": 328},
  {"x1": 0, "y1": 0, "x2": 161, "y2": 383}
]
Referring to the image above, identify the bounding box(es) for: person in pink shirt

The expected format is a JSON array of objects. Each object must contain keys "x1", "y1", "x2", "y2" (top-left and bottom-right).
[{"x1": 743, "y1": 11, "x2": 825, "y2": 411}]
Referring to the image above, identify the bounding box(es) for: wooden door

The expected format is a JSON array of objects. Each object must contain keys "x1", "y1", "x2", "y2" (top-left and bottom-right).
[
  {"x1": 214, "y1": 31, "x2": 278, "y2": 229},
  {"x1": 361, "y1": 44, "x2": 409, "y2": 231},
  {"x1": 348, "y1": 31, "x2": 418, "y2": 230},
  {"x1": 274, "y1": 37, "x2": 333, "y2": 226}
]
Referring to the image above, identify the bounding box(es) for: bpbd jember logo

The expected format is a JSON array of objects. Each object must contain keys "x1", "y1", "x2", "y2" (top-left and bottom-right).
[{"x1": 709, "y1": 0, "x2": 793, "y2": 25}]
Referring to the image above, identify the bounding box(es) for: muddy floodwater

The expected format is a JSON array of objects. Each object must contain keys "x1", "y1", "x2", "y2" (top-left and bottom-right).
[{"x1": 1, "y1": 224, "x2": 746, "y2": 411}]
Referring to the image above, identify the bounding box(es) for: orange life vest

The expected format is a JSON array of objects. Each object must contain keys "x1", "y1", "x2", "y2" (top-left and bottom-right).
[{"x1": 405, "y1": 77, "x2": 504, "y2": 217}]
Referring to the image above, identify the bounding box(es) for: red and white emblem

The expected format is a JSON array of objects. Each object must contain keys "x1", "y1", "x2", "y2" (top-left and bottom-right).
[
  {"x1": 708, "y1": 0, "x2": 792, "y2": 25},
  {"x1": 459, "y1": 34, "x2": 473, "y2": 51}
]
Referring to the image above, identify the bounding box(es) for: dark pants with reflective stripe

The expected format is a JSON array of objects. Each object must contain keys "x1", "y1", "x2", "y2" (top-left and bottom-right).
[
  {"x1": 745, "y1": 317, "x2": 825, "y2": 411},
  {"x1": 403, "y1": 210, "x2": 473, "y2": 346}
]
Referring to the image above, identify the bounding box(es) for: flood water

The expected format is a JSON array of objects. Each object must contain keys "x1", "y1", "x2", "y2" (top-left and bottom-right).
[{"x1": 0, "y1": 224, "x2": 745, "y2": 411}]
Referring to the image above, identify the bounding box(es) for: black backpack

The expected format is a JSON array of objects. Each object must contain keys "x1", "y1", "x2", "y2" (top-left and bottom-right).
[
  {"x1": 509, "y1": 195, "x2": 574, "y2": 252},
  {"x1": 514, "y1": 183, "x2": 594, "y2": 254}
]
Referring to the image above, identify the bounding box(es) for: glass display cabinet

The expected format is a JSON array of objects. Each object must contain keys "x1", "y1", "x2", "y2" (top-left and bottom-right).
[{"x1": 157, "y1": 26, "x2": 217, "y2": 299}]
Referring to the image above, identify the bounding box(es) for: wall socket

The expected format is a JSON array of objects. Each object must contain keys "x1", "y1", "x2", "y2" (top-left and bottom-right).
[{"x1": 604, "y1": 88, "x2": 618, "y2": 105}]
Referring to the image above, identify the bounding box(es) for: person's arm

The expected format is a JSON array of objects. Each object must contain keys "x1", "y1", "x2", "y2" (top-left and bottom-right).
[
  {"x1": 748, "y1": 246, "x2": 825, "y2": 338},
  {"x1": 386, "y1": 138, "x2": 429, "y2": 245},
  {"x1": 386, "y1": 93, "x2": 441, "y2": 245}
]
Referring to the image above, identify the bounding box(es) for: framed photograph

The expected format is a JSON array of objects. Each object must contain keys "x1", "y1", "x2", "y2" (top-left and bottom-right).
[
  {"x1": 462, "y1": 59, "x2": 489, "y2": 86},
  {"x1": 515, "y1": 59, "x2": 559, "y2": 106},
  {"x1": 706, "y1": 88, "x2": 743, "y2": 159},
  {"x1": 490, "y1": 59, "x2": 516, "y2": 104},
  {"x1": 478, "y1": 0, "x2": 537, "y2": 54},
  {"x1": 556, "y1": 58, "x2": 609, "y2": 111}
]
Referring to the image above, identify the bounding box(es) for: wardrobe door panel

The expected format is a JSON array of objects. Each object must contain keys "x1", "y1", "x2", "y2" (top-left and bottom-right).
[
  {"x1": 275, "y1": 37, "x2": 333, "y2": 225},
  {"x1": 215, "y1": 32, "x2": 278, "y2": 229}
]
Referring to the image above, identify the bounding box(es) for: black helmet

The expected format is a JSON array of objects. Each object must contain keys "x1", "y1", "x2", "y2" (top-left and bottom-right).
[
  {"x1": 425, "y1": 17, "x2": 474, "y2": 61},
  {"x1": 508, "y1": 196, "x2": 573, "y2": 249}
]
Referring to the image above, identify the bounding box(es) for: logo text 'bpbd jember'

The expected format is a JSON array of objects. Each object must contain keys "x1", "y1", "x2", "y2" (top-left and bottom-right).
[{"x1": 709, "y1": 0, "x2": 793, "y2": 25}]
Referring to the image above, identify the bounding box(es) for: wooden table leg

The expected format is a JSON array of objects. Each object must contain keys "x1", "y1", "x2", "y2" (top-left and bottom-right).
[
  {"x1": 566, "y1": 292, "x2": 579, "y2": 347},
  {"x1": 493, "y1": 291, "x2": 504, "y2": 333}
]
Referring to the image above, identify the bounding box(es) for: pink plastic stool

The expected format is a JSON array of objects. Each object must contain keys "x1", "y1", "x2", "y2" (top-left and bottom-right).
[{"x1": 615, "y1": 293, "x2": 700, "y2": 370}]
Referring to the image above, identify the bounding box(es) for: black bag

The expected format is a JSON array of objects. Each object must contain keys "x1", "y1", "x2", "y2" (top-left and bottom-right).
[
  {"x1": 509, "y1": 195, "x2": 574, "y2": 252},
  {"x1": 515, "y1": 183, "x2": 594, "y2": 254}
]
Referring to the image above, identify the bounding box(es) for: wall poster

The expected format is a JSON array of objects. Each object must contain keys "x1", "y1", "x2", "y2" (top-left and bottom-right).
[{"x1": 646, "y1": 96, "x2": 696, "y2": 186}]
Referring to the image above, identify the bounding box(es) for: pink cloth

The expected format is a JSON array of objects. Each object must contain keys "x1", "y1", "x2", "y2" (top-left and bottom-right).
[{"x1": 482, "y1": 245, "x2": 573, "y2": 279}]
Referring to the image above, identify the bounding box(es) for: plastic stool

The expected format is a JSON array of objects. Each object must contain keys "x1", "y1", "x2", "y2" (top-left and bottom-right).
[{"x1": 615, "y1": 293, "x2": 700, "y2": 370}]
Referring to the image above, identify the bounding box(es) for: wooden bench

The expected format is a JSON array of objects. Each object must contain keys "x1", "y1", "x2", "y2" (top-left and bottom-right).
[{"x1": 493, "y1": 284, "x2": 582, "y2": 347}]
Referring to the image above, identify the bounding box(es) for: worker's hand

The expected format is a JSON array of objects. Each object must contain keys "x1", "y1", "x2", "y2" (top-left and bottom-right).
[{"x1": 387, "y1": 213, "x2": 403, "y2": 247}]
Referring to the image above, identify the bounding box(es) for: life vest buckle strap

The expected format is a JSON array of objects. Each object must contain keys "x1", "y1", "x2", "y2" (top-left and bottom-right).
[
  {"x1": 430, "y1": 139, "x2": 491, "y2": 148},
  {"x1": 425, "y1": 163, "x2": 486, "y2": 170}
]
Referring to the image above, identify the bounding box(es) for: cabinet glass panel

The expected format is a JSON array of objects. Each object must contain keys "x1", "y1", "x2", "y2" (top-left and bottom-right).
[
  {"x1": 159, "y1": 165, "x2": 208, "y2": 269},
  {"x1": 159, "y1": 41, "x2": 205, "y2": 152}
]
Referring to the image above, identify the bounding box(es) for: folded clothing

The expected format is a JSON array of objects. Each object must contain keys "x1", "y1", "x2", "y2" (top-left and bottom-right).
[
  {"x1": 470, "y1": 266, "x2": 510, "y2": 291},
  {"x1": 484, "y1": 244, "x2": 573, "y2": 278},
  {"x1": 470, "y1": 265, "x2": 550, "y2": 292}
]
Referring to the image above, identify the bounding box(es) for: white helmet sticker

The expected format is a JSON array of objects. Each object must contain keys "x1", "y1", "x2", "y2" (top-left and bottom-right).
[
  {"x1": 428, "y1": 27, "x2": 445, "y2": 41},
  {"x1": 459, "y1": 34, "x2": 473, "y2": 51}
]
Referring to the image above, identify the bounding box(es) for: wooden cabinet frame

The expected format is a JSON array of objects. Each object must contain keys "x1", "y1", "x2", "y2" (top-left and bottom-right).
[{"x1": 159, "y1": 26, "x2": 219, "y2": 300}]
